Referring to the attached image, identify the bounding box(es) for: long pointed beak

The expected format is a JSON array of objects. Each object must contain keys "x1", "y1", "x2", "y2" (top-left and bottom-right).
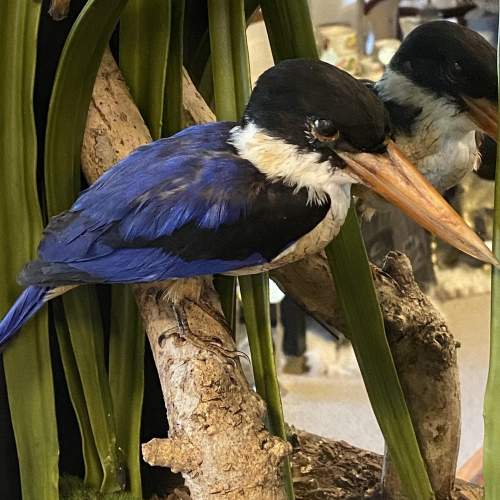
[
  {"x1": 462, "y1": 96, "x2": 498, "y2": 141},
  {"x1": 338, "y1": 141, "x2": 499, "y2": 266}
]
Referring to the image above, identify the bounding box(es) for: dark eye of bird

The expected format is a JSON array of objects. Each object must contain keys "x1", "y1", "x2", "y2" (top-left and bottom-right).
[
  {"x1": 450, "y1": 61, "x2": 464, "y2": 78},
  {"x1": 312, "y1": 119, "x2": 340, "y2": 142}
]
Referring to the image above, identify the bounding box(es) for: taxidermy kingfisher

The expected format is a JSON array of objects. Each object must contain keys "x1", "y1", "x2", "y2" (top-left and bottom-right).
[
  {"x1": 374, "y1": 20, "x2": 497, "y2": 193},
  {"x1": 0, "y1": 59, "x2": 496, "y2": 348}
]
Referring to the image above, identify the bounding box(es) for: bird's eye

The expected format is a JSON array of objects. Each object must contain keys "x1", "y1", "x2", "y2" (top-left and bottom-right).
[
  {"x1": 451, "y1": 61, "x2": 463, "y2": 75},
  {"x1": 312, "y1": 119, "x2": 340, "y2": 142}
]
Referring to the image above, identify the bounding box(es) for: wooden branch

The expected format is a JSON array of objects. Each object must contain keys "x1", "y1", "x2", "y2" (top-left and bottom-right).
[
  {"x1": 291, "y1": 429, "x2": 481, "y2": 499},
  {"x1": 81, "y1": 49, "x2": 289, "y2": 499},
  {"x1": 272, "y1": 253, "x2": 461, "y2": 498}
]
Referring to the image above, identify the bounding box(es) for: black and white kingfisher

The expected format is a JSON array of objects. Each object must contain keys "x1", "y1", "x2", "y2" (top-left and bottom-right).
[
  {"x1": 0, "y1": 59, "x2": 496, "y2": 347},
  {"x1": 375, "y1": 20, "x2": 497, "y2": 192}
]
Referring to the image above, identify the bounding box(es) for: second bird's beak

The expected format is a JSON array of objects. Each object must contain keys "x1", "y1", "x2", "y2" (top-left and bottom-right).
[
  {"x1": 462, "y1": 96, "x2": 498, "y2": 141},
  {"x1": 338, "y1": 141, "x2": 499, "y2": 266}
]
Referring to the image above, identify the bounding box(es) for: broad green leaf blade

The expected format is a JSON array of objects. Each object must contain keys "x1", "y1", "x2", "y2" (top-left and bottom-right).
[
  {"x1": 209, "y1": 0, "x2": 250, "y2": 330},
  {"x1": 261, "y1": 4, "x2": 433, "y2": 497},
  {"x1": 44, "y1": 0, "x2": 128, "y2": 493},
  {"x1": 484, "y1": 29, "x2": 500, "y2": 497},
  {"x1": 228, "y1": 0, "x2": 251, "y2": 117},
  {"x1": 326, "y1": 209, "x2": 433, "y2": 498},
  {"x1": 118, "y1": 2, "x2": 177, "y2": 495},
  {"x1": 0, "y1": 2, "x2": 59, "y2": 499},
  {"x1": 207, "y1": 0, "x2": 238, "y2": 121},
  {"x1": 260, "y1": 0, "x2": 317, "y2": 60},
  {"x1": 120, "y1": 0, "x2": 172, "y2": 141},
  {"x1": 109, "y1": 286, "x2": 144, "y2": 499},
  {"x1": 238, "y1": 278, "x2": 266, "y2": 398},
  {"x1": 163, "y1": 0, "x2": 186, "y2": 137},
  {"x1": 52, "y1": 301, "x2": 102, "y2": 488},
  {"x1": 64, "y1": 290, "x2": 125, "y2": 493}
]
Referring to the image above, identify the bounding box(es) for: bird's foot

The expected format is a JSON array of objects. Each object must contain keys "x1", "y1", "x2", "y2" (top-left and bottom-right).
[{"x1": 173, "y1": 302, "x2": 242, "y2": 361}]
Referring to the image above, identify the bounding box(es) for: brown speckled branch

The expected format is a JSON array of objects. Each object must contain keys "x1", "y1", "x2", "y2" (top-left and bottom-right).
[{"x1": 272, "y1": 252, "x2": 461, "y2": 499}]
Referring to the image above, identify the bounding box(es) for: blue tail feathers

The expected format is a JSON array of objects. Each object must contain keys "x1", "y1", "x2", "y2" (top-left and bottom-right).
[{"x1": 0, "y1": 286, "x2": 50, "y2": 348}]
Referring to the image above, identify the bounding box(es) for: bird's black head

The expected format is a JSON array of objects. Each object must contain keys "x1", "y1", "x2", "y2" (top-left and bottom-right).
[
  {"x1": 231, "y1": 59, "x2": 497, "y2": 267},
  {"x1": 243, "y1": 59, "x2": 391, "y2": 157},
  {"x1": 389, "y1": 21, "x2": 497, "y2": 138}
]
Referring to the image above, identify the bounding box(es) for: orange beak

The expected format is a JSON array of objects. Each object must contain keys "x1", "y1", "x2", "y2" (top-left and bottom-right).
[
  {"x1": 462, "y1": 96, "x2": 498, "y2": 141},
  {"x1": 338, "y1": 141, "x2": 498, "y2": 266}
]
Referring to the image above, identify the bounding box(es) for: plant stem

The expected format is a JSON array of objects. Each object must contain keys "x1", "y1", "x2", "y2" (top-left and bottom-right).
[{"x1": 483, "y1": 24, "x2": 500, "y2": 496}]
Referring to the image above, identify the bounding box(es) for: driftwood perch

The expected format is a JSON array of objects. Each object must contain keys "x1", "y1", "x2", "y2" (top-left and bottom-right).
[
  {"x1": 272, "y1": 253, "x2": 461, "y2": 498},
  {"x1": 81, "y1": 48, "x2": 472, "y2": 498},
  {"x1": 376, "y1": 253, "x2": 460, "y2": 499},
  {"x1": 82, "y1": 49, "x2": 290, "y2": 499},
  {"x1": 291, "y1": 430, "x2": 480, "y2": 499}
]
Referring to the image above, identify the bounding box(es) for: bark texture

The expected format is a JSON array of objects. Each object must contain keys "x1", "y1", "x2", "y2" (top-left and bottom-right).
[
  {"x1": 272, "y1": 253, "x2": 461, "y2": 499},
  {"x1": 82, "y1": 49, "x2": 289, "y2": 499},
  {"x1": 167, "y1": 430, "x2": 482, "y2": 499},
  {"x1": 290, "y1": 429, "x2": 480, "y2": 500}
]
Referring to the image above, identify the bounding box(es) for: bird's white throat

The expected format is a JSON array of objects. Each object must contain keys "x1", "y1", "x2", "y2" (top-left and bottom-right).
[
  {"x1": 226, "y1": 121, "x2": 353, "y2": 273},
  {"x1": 229, "y1": 121, "x2": 354, "y2": 206},
  {"x1": 376, "y1": 69, "x2": 479, "y2": 191}
]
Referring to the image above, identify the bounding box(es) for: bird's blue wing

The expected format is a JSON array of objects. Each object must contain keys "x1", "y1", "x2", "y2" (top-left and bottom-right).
[{"x1": 20, "y1": 122, "x2": 330, "y2": 286}]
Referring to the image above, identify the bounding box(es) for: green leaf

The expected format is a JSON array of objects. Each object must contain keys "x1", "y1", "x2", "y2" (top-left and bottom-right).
[
  {"x1": 120, "y1": 0, "x2": 172, "y2": 141},
  {"x1": 118, "y1": 2, "x2": 177, "y2": 495},
  {"x1": 483, "y1": 32, "x2": 500, "y2": 497},
  {"x1": 44, "y1": 0, "x2": 129, "y2": 493},
  {"x1": 207, "y1": 0, "x2": 240, "y2": 329},
  {"x1": 0, "y1": 2, "x2": 59, "y2": 499},
  {"x1": 239, "y1": 274, "x2": 295, "y2": 500},
  {"x1": 163, "y1": 0, "x2": 186, "y2": 136},
  {"x1": 213, "y1": 276, "x2": 237, "y2": 334},
  {"x1": 326, "y1": 210, "x2": 434, "y2": 499},
  {"x1": 52, "y1": 301, "x2": 102, "y2": 488},
  {"x1": 108, "y1": 286, "x2": 144, "y2": 499},
  {"x1": 259, "y1": 0, "x2": 317, "y2": 60},
  {"x1": 260, "y1": 4, "x2": 433, "y2": 497}
]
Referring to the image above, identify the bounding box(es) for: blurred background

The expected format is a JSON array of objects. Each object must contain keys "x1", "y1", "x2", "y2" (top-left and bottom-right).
[{"x1": 239, "y1": 0, "x2": 498, "y2": 477}]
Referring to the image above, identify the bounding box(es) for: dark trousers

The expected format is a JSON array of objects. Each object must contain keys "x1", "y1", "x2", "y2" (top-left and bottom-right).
[{"x1": 281, "y1": 296, "x2": 307, "y2": 357}]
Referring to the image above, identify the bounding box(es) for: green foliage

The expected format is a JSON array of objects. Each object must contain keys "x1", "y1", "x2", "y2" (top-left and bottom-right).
[
  {"x1": 207, "y1": 0, "x2": 248, "y2": 329},
  {"x1": 44, "y1": 0, "x2": 129, "y2": 493},
  {"x1": 163, "y1": 0, "x2": 186, "y2": 136},
  {"x1": 120, "y1": 0, "x2": 172, "y2": 141},
  {"x1": 108, "y1": 287, "x2": 144, "y2": 499},
  {"x1": 483, "y1": 35, "x2": 500, "y2": 497},
  {"x1": 239, "y1": 274, "x2": 295, "y2": 499},
  {"x1": 205, "y1": 2, "x2": 294, "y2": 496},
  {"x1": 325, "y1": 210, "x2": 434, "y2": 498},
  {"x1": 0, "y1": 2, "x2": 59, "y2": 499}
]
